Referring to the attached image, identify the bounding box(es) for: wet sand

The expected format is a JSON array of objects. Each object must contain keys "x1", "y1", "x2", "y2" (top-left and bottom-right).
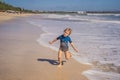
[{"x1": 0, "y1": 16, "x2": 91, "y2": 80}]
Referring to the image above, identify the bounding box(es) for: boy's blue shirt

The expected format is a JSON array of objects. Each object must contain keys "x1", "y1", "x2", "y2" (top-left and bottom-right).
[{"x1": 57, "y1": 35, "x2": 72, "y2": 46}]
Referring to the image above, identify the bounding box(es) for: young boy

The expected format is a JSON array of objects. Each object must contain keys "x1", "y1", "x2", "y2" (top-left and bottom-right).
[{"x1": 49, "y1": 28, "x2": 78, "y2": 67}]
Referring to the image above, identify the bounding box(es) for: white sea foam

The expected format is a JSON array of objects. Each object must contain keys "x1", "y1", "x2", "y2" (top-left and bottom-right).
[
  {"x1": 42, "y1": 13, "x2": 120, "y2": 24},
  {"x1": 83, "y1": 70, "x2": 120, "y2": 80},
  {"x1": 87, "y1": 13, "x2": 120, "y2": 16},
  {"x1": 47, "y1": 14, "x2": 71, "y2": 19}
]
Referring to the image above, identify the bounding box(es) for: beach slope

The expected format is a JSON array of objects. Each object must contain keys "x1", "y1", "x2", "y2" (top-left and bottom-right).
[{"x1": 0, "y1": 16, "x2": 90, "y2": 80}]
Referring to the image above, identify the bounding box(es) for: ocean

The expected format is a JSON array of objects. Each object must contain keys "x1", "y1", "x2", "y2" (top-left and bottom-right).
[{"x1": 26, "y1": 13, "x2": 120, "y2": 80}]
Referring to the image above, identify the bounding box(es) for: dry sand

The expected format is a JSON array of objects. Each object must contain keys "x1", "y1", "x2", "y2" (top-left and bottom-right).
[
  {"x1": 0, "y1": 12, "x2": 32, "y2": 23},
  {"x1": 0, "y1": 14, "x2": 91, "y2": 80}
]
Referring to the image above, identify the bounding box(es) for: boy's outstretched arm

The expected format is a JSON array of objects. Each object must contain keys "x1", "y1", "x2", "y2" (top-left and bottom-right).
[
  {"x1": 70, "y1": 42, "x2": 79, "y2": 52},
  {"x1": 49, "y1": 38, "x2": 57, "y2": 44}
]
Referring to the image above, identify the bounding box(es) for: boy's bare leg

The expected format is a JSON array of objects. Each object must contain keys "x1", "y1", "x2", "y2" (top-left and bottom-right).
[
  {"x1": 64, "y1": 51, "x2": 72, "y2": 60},
  {"x1": 58, "y1": 50, "x2": 62, "y2": 67}
]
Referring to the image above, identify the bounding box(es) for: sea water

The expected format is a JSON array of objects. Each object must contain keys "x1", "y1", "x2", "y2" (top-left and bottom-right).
[{"x1": 26, "y1": 13, "x2": 120, "y2": 80}]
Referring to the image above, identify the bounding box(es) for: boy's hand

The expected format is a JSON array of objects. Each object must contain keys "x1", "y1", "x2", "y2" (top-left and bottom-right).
[
  {"x1": 74, "y1": 49, "x2": 79, "y2": 53},
  {"x1": 49, "y1": 41, "x2": 53, "y2": 44},
  {"x1": 49, "y1": 39, "x2": 57, "y2": 45},
  {"x1": 70, "y1": 42, "x2": 79, "y2": 52}
]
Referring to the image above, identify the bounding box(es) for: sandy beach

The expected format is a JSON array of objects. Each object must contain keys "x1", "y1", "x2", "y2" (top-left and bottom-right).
[
  {"x1": 0, "y1": 12, "x2": 33, "y2": 23},
  {"x1": 0, "y1": 14, "x2": 91, "y2": 80}
]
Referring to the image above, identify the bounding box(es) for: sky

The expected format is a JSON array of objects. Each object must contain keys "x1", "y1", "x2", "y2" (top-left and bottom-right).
[{"x1": 3, "y1": 0, "x2": 120, "y2": 11}]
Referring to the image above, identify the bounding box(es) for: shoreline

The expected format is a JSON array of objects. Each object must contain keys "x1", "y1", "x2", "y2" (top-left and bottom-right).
[
  {"x1": 0, "y1": 12, "x2": 33, "y2": 23},
  {"x1": 0, "y1": 15, "x2": 91, "y2": 80}
]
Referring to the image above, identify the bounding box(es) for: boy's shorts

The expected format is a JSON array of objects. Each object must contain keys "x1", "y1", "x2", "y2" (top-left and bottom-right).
[{"x1": 59, "y1": 43, "x2": 68, "y2": 52}]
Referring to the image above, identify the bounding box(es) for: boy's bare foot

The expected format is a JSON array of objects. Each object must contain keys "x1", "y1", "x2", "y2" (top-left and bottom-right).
[
  {"x1": 58, "y1": 64, "x2": 62, "y2": 67},
  {"x1": 58, "y1": 63, "x2": 62, "y2": 67}
]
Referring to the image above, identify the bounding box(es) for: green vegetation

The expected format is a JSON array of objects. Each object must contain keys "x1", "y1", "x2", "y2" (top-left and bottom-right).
[{"x1": 0, "y1": 1, "x2": 34, "y2": 13}]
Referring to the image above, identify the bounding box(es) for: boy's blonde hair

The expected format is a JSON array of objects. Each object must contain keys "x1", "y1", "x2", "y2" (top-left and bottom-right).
[{"x1": 64, "y1": 28, "x2": 72, "y2": 35}]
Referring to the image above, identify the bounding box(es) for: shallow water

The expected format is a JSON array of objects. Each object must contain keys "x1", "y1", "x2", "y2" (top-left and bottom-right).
[{"x1": 26, "y1": 14, "x2": 120, "y2": 80}]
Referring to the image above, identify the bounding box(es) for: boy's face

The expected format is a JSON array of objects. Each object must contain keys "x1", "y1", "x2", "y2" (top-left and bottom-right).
[{"x1": 63, "y1": 30, "x2": 70, "y2": 37}]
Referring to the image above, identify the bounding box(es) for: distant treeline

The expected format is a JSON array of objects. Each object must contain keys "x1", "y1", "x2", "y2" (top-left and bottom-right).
[{"x1": 0, "y1": 1, "x2": 34, "y2": 13}]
